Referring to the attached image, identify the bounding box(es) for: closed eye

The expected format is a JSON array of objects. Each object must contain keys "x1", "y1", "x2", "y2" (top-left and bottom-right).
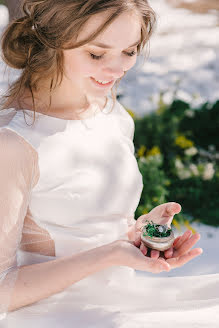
[{"x1": 89, "y1": 51, "x2": 137, "y2": 60}]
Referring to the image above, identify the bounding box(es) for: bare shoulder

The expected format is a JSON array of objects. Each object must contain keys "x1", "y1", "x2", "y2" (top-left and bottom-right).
[{"x1": 0, "y1": 128, "x2": 40, "y2": 188}]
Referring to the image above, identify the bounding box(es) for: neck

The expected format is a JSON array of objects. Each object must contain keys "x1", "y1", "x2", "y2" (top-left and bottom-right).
[{"x1": 12, "y1": 75, "x2": 108, "y2": 119}]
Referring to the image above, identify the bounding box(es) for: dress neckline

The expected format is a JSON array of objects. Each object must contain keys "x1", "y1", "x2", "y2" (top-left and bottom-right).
[{"x1": 15, "y1": 96, "x2": 113, "y2": 122}]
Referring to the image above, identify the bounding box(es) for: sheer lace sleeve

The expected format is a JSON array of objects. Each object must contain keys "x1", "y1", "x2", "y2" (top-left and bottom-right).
[{"x1": 0, "y1": 128, "x2": 39, "y2": 320}]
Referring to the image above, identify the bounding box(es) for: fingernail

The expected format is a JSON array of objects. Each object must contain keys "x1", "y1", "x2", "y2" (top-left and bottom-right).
[
  {"x1": 160, "y1": 264, "x2": 170, "y2": 271},
  {"x1": 165, "y1": 265, "x2": 170, "y2": 271}
]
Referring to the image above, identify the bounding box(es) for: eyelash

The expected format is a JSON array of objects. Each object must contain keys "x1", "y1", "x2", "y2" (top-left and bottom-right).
[{"x1": 89, "y1": 50, "x2": 137, "y2": 60}]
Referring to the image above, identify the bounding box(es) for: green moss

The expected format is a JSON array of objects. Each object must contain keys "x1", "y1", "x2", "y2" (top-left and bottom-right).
[{"x1": 142, "y1": 220, "x2": 172, "y2": 238}]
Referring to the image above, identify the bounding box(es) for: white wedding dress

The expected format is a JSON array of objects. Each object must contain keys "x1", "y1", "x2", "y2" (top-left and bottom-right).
[{"x1": 0, "y1": 95, "x2": 218, "y2": 328}]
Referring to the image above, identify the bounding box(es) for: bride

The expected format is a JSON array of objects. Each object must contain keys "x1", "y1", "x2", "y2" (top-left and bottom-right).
[{"x1": 0, "y1": 1, "x2": 214, "y2": 327}]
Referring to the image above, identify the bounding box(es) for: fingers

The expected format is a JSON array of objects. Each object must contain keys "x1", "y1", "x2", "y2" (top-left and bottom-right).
[
  {"x1": 146, "y1": 257, "x2": 170, "y2": 273},
  {"x1": 139, "y1": 242, "x2": 160, "y2": 259},
  {"x1": 178, "y1": 248, "x2": 203, "y2": 266},
  {"x1": 173, "y1": 232, "x2": 201, "y2": 258},
  {"x1": 140, "y1": 242, "x2": 147, "y2": 256},
  {"x1": 166, "y1": 248, "x2": 203, "y2": 269},
  {"x1": 165, "y1": 202, "x2": 181, "y2": 217},
  {"x1": 134, "y1": 232, "x2": 142, "y2": 248},
  {"x1": 135, "y1": 234, "x2": 149, "y2": 257},
  {"x1": 150, "y1": 249, "x2": 160, "y2": 259},
  {"x1": 156, "y1": 230, "x2": 194, "y2": 259},
  {"x1": 135, "y1": 230, "x2": 160, "y2": 258},
  {"x1": 157, "y1": 258, "x2": 171, "y2": 272},
  {"x1": 140, "y1": 228, "x2": 203, "y2": 271},
  {"x1": 135, "y1": 203, "x2": 182, "y2": 238},
  {"x1": 158, "y1": 257, "x2": 166, "y2": 263},
  {"x1": 164, "y1": 246, "x2": 173, "y2": 259},
  {"x1": 173, "y1": 235, "x2": 181, "y2": 248},
  {"x1": 165, "y1": 230, "x2": 193, "y2": 259},
  {"x1": 174, "y1": 230, "x2": 192, "y2": 249},
  {"x1": 137, "y1": 228, "x2": 199, "y2": 263}
]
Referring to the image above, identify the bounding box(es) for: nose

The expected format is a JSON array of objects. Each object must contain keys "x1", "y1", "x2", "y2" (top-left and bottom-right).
[{"x1": 103, "y1": 61, "x2": 124, "y2": 80}]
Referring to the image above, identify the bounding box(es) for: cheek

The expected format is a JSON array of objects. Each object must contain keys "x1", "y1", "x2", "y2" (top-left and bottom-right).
[
  {"x1": 64, "y1": 51, "x2": 93, "y2": 77},
  {"x1": 102, "y1": 56, "x2": 137, "y2": 73},
  {"x1": 124, "y1": 57, "x2": 137, "y2": 71}
]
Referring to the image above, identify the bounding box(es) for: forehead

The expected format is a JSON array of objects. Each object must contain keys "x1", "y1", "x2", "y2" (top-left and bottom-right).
[{"x1": 78, "y1": 10, "x2": 142, "y2": 49}]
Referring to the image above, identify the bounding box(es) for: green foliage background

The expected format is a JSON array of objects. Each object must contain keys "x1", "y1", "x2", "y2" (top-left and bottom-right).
[{"x1": 125, "y1": 98, "x2": 219, "y2": 228}]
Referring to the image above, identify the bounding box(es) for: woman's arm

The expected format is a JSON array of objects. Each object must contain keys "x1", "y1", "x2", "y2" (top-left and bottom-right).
[
  {"x1": 8, "y1": 241, "x2": 117, "y2": 312},
  {"x1": 0, "y1": 129, "x2": 117, "y2": 316}
]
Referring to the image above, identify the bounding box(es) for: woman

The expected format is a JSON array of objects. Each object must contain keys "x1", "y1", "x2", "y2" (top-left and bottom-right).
[{"x1": 0, "y1": 1, "x2": 213, "y2": 327}]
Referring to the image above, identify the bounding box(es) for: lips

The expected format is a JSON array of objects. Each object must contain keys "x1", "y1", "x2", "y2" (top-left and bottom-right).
[{"x1": 90, "y1": 77, "x2": 114, "y2": 88}]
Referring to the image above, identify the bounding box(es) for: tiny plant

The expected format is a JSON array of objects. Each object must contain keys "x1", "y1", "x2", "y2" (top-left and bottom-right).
[{"x1": 142, "y1": 220, "x2": 172, "y2": 238}]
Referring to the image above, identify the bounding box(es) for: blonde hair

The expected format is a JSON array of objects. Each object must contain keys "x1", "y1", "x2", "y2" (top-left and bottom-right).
[{"x1": 0, "y1": 0, "x2": 157, "y2": 126}]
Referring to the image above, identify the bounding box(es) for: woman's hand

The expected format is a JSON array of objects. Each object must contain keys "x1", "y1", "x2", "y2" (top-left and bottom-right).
[
  {"x1": 113, "y1": 229, "x2": 203, "y2": 273},
  {"x1": 134, "y1": 229, "x2": 203, "y2": 270},
  {"x1": 134, "y1": 202, "x2": 182, "y2": 259},
  {"x1": 135, "y1": 202, "x2": 182, "y2": 232},
  {"x1": 113, "y1": 239, "x2": 171, "y2": 273}
]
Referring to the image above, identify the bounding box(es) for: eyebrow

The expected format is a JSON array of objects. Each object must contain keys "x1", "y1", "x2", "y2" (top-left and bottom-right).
[{"x1": 88, "y1": 39, "x2": 141, "y2": 49}]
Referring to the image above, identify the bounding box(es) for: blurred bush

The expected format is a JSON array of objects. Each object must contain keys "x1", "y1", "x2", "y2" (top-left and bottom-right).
[{"x1": 128, "y1": 96, "x2": 219, "y2": 228}]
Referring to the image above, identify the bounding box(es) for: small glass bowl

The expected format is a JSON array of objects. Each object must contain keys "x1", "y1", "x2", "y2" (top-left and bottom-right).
[{"x1": 141, "y1": 227, "x2": 175, "y2": 252}]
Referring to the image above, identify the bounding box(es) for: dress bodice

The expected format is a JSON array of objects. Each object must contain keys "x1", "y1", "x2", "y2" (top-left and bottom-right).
[{"x1": 0, "y1": 96, "x2": 143, "y2": 257}]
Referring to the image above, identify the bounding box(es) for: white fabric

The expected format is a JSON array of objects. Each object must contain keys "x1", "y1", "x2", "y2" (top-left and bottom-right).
[{"x1": 0, "y1": 95, "x2": 218, "y2": 327}]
